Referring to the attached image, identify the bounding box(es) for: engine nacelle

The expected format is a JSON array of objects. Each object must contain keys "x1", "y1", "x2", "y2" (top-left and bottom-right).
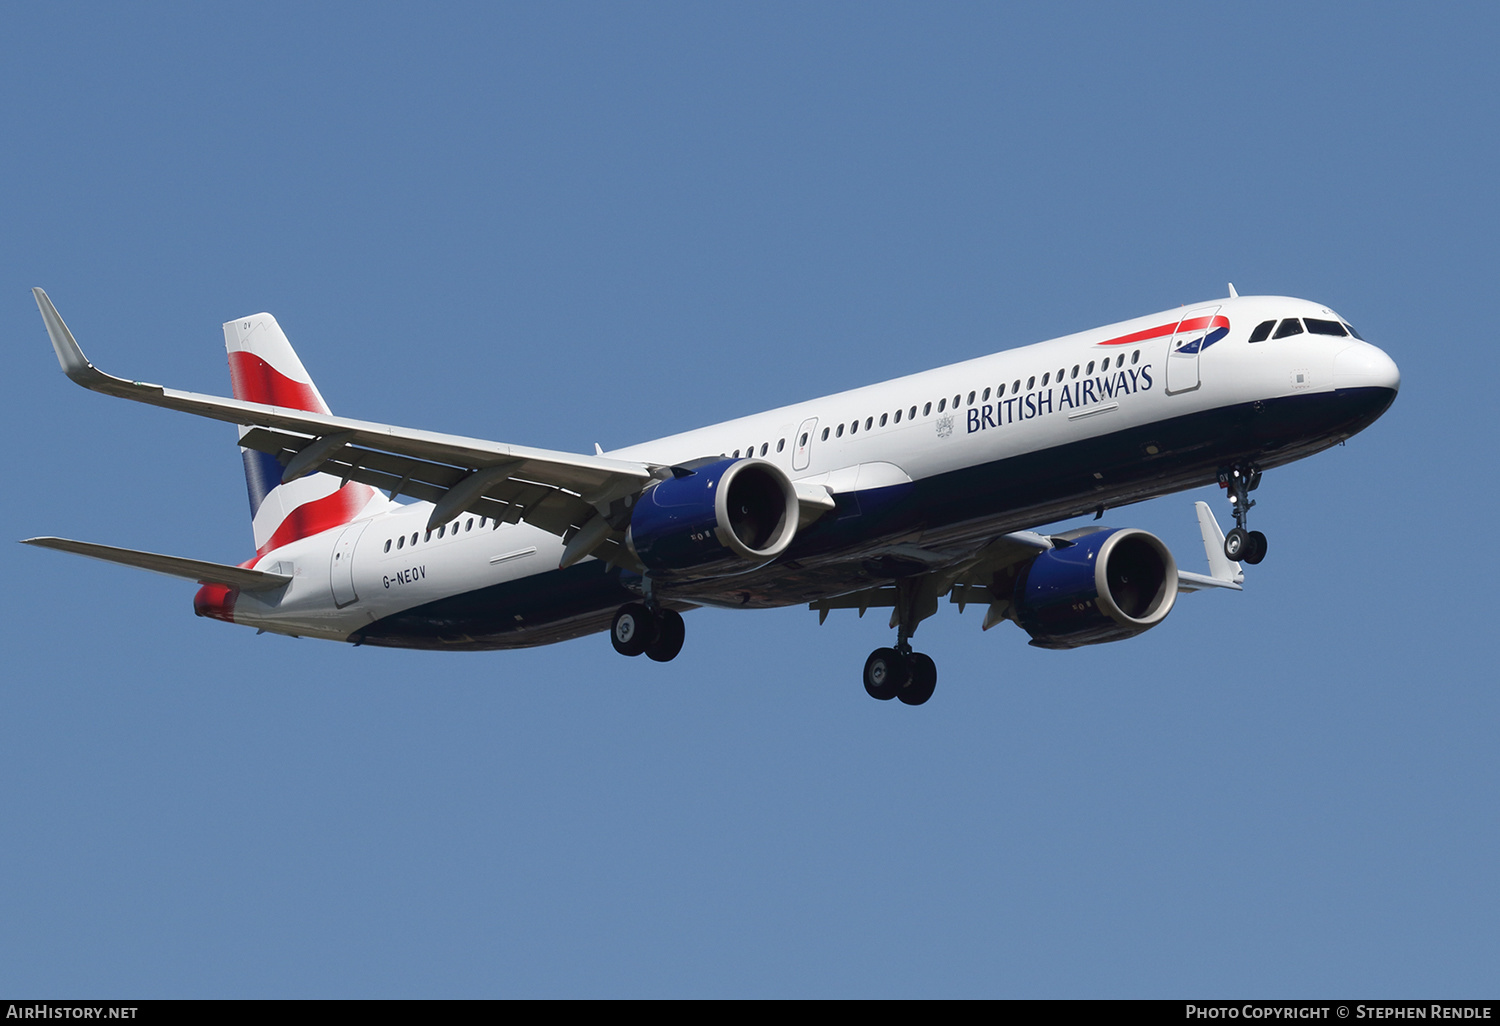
[
  {"x1": 1013, "y1": 528, "x2": 1178, "y2": 649},
  {"x1": 627, "y1": 458, "x2": 799, "y2": 578}
]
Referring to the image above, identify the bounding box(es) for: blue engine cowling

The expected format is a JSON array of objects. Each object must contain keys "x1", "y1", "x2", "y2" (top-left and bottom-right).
[
  {"x1": 1012, "y1": 528, "x2": 1178, "y2": 649},
  {"x1": 627, "y1": 458, "x2": 800, "y2": 578}
]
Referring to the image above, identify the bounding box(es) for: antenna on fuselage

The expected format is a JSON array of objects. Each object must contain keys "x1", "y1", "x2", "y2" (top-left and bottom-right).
[{"x1": 1228, "y1": 282, "x2": 1239, "y2": 298}]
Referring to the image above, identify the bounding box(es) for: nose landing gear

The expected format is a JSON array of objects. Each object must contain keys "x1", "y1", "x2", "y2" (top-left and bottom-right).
[{"x1": 1219, "y1": 463, "x2": 1268, "y2": 565}]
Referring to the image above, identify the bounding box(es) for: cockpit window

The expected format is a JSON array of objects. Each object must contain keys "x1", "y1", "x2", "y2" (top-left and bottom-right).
[
  {"x1": 1272, "y1": 318, "x2": 1305, "y2": 339},
  {"x1": 1247, "y1": 320, "x2": 1275, "y2": 344},
  {"x1": 1305, "y1": 318, "x2": 1348, "y2": 337},
  {"x1": 1343, "y1": 322, "x2": 1365, "y2": 341}
]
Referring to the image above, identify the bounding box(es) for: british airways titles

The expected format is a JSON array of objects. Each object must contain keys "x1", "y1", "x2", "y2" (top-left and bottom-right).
[{"x1": 966, "y1": 360, "x2": 1154, "y2": 434}]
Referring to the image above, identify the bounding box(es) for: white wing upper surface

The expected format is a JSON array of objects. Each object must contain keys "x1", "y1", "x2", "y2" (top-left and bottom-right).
[{"x1": 34, "y1": 288, "x2": 659, "y2": 563}]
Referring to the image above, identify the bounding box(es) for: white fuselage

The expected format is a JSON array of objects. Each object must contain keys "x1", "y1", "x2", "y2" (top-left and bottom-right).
[{"x1": 227, "y1": 294, "x2": 1399, "y2": 645}]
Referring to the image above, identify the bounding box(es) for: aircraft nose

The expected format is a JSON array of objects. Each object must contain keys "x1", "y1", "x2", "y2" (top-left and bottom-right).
[{"x1": 1334, "y1": 342, "x2": 1401, "y2": 394}]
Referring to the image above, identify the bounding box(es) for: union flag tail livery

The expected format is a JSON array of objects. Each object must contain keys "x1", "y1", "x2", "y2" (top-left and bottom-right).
[
  {"x1": 224, "y1": 314, "x2": 390, "y2": 558},
  {"x1": 26, "y1": 286, "x2": 1400, "y2": 706}
]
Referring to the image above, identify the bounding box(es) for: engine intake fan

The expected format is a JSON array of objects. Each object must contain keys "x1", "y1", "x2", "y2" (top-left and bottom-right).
[
  {"x1": 1013, "y1": 527, "x2": 1178, "y2": 649},
  {"x1": 627, "y1": 457, "x2": 799, "y2": 578}
]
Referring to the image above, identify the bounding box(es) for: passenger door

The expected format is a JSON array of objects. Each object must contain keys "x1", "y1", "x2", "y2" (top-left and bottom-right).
[
  {"x1": 1165, "y1": 305, "x2": 1221, "y2": 395},
  {"x1": 330, "y1": 521, "x2": 369, "y2": 608}
]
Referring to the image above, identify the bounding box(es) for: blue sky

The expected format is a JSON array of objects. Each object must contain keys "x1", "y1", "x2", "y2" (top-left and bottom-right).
[{"x1": 2, "y1": 2, "x2": 1495, "y2": 997}]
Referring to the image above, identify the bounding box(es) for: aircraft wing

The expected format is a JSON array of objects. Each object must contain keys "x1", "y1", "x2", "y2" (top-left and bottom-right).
[
  {"x1": 35, "y1": 289, "x2": 662, "y2": 567},
  {"x1": 811, "y1": 503, "x2": 1244, "y2": 630},
  {"x1": 1176, "y1": 501, "x2": 1243, "y2": 592},
  {"x1": 811, "y1": 530, "x2": 1055, "y2": 629},
  {"x1": 21, "y1": 537, "x2": 291, "y2": 591}
]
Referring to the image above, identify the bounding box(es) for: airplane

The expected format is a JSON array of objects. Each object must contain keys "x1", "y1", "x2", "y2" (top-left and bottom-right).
[{"x1": 23, "y1": 286, "x2": 1399, "y2": 705}]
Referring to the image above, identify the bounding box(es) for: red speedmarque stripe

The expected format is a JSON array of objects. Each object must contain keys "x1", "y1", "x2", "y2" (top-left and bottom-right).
[
  {"x1": 1097, "y1": 314, "x2": 1229, "y2": 346},
  {"x1": 255, "y1": 485, "x2": 377, "y2": 558},
  {"x1": 228, "y1": 351, "x2": 327, "y2": 412}
]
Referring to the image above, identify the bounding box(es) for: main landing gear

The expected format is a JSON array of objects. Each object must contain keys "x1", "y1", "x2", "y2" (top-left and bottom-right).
[
  {"x1": 863, "y1": 644, "x2": 938, "y2": 706},
  {"x1": 862, "y1": 575, "x2": 941, "y2": 706},
  {"x1": 1219, "y1": 462, "x2": 1268, "y2": 565},
  {"x1": 610, "y1": 602, "x2": 686, "y2": 662}
]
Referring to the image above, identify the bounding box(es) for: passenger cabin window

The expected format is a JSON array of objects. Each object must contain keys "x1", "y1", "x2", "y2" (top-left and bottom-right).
[
  {"x1": 923, "y1": 402, "x2": 931, "y2": 416},
  {"x1": 894, "y1": 409, "x2": 902, "y2": 423},
  {"x1": 1131, "y1": 350, "x2": 1140, "y2": 364},
  {"x1": 836, "y1": 424, "x2": 844, "y2": 437},
  {"x1": 1027, "y1": 376, "x2": 1036, "y2": 389},
  {"x1": 1305, "y1": 318, "x2": 1348, "y2": 337},
  {"x1": 850, "y1": 421, "x2": 858, "y2": 435},
  {"x1": 1070, "y1": 365, "x2": 1079, "y2": 379},
  {"x1": 1013, "y1": 379, "x2": 1021, "y2": 393},
  {"x1": 967, "y1": 391, "x2": 976, "y2": 405},
  {"x1": 879, "y1": 413, "x2": 888, "y2": 427},
  {"x1": 822, "y1": 427, "x2": 830, "y2": 440},
  {"x1": 384, "y1": 539, "x2": 392, "y2": 553},
  {"x1": 760, "y1": 443, "x2": 769, "y2": 456},
  {"x1": 937, "y1": 399, "x2": 946, "y2": 412},
  {"x1": 982, "y1": 387, "x2": 991, "y2": 401},
  {"x1": 1248, "y1": 320, "x2": 1275, "y2": 343},
  {"x1": 777, "y1": 438, "x2": 785, "y2": 452},
  {"x1": 1273, "y1": 319, "x2": 1305, "y2": 339},
  {"x1": 910, "y1": 405, "x2": 918, "y2": 419},
  {"x1": 397, "y1": 536, "x2": 404, "y2": 549}
]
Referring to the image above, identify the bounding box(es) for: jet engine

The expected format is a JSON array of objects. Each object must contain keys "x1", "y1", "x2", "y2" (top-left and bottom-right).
[
  {"x1": 1012, "y1": 528, "x2": 1178, "y2": 649},
  {"x1": 627, "y1": 458, "x2": 800, "y2": 578}
]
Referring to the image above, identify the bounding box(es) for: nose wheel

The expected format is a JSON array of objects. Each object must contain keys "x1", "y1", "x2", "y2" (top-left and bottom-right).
[
  {"x1": 1219, "y1": 464, "x2": 1268, "y2": 565},
  {"x1": 1223, "y1": 526, "x2": 1267, "y2": 564}
]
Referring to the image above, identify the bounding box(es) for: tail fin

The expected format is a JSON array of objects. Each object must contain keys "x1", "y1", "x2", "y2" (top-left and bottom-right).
[{"x1": 224, "y1": 314, "x2": 391, "y2": 557}]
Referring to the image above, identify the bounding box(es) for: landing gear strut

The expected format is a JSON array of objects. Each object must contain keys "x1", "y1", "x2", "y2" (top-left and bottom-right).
[
  {"x1": 862, "y1": 579, "x2": 940, "y2": 705},
  {"x1": 1219, "y1": 462, "x2": 1268, "y2": 565},
  {"x1": 610, "y1": 602, "x2": 686, "y2": 662}
]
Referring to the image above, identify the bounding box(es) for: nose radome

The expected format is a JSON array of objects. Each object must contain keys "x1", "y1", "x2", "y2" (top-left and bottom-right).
[{"x1": 1334, "y1": 343, "x2": 1401, "y2": 393}]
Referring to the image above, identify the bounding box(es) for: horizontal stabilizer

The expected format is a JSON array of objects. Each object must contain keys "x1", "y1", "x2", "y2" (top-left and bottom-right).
[{"x1": 21, "y1": 537, "x2": 291, "y2": 591}]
